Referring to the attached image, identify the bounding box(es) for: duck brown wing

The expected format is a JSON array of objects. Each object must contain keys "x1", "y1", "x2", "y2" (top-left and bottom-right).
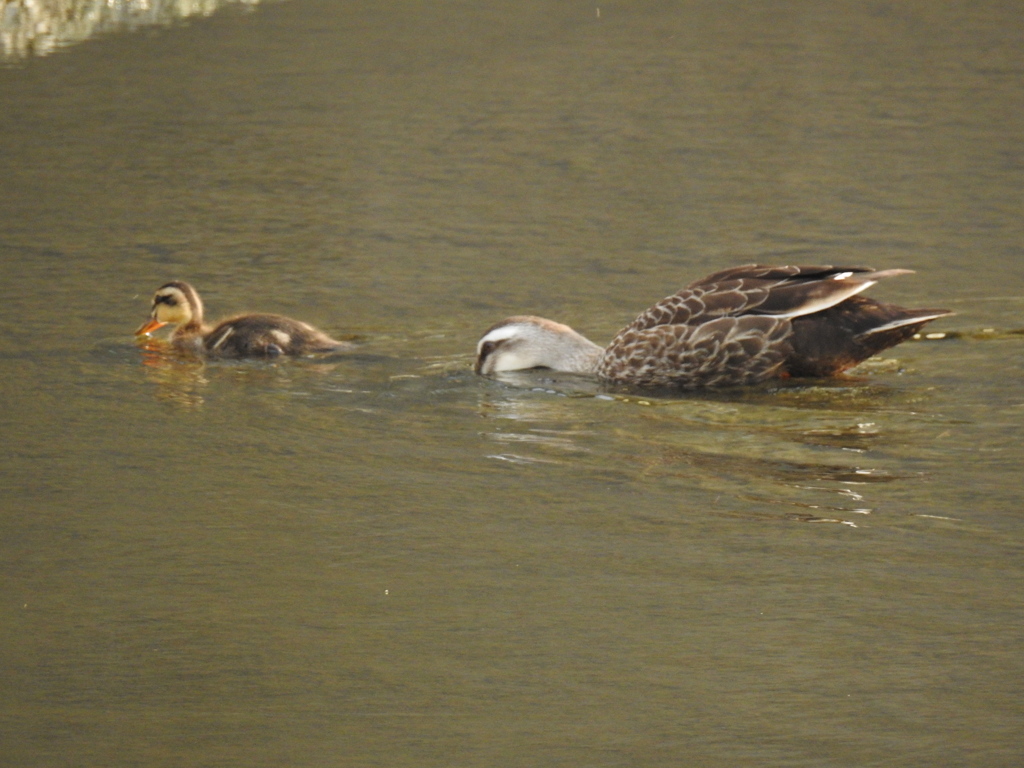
[
  {"x1": 619, "y1": 264, "x2": 899, "y2": 335},
  {"x1": 597, "y1": 315, "x2": 793, "y2": 388}
]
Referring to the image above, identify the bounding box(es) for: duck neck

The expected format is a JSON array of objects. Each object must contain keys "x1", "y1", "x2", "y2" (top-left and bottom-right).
[
  {"x1": 553, "y1": 332, "x2": 604, "y2": 373},
  {"x1": 174, "y1": 288, "x2": 207, "y2": 338},
  {"x1": 173, "y1": 319, "x2": 207, "y2": 340}
]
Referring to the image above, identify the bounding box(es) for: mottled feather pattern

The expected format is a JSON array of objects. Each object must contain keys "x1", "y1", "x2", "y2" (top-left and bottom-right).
[
  {"x1": 619, "y1": 282, "x2": 767, "y2": 334},
  {"x1": 598, "y1": 316, "x2": 792, "y2": 388},
  {"x1": 596, "y1": 265, "x2": 917, "y2": 386},
  {"x1": 622, "y1": 265, "x2": 880, "y2": 335},
  {"x1": 598, "y1": 266, "x2": 856, "y2": 386}
]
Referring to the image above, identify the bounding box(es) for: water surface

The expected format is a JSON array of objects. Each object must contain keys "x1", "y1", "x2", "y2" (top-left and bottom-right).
[{"x1": 1, "y1": 1, "x2": 1022, "y2": 766}]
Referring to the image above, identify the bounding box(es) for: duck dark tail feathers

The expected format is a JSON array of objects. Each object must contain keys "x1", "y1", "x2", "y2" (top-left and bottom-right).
[{"x1": 786, "y1": 296, "x2": 953, "y2": 377}]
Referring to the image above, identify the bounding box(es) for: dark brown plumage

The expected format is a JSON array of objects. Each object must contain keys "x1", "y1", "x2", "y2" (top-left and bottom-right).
[{"x1": 476, "y1": 264, "x2": 952, "y2": 388}]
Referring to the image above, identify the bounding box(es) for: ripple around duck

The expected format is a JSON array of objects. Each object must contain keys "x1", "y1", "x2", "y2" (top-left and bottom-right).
[
  {"x1": 95, "y1": 322, "x2": 1014, "y2": 535},
  {"x1": 468, "y1": 384, "x2": 937, "y2": 527}
]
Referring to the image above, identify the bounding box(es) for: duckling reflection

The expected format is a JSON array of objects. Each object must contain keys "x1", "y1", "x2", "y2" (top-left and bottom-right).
[
  {"x1": 137, "y1": 336, "x2": 209, "y2": 408},
  {"x1": 137, "y1": 333, "x2": 351, "y2": 409}
]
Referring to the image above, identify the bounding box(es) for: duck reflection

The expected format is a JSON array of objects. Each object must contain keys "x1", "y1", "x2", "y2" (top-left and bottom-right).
[
  {"x1": 477, "y1": 379, "x2": 923, "y2": 526},
  {"x1": 136, "y1": 336, "x2": 346, "y2": 408},
  {"x1": 636, "y1": 444, "x2": 918, "y2": 526},
  {"x1": 477, "y1": 386, "x2": 599, "y2": 466}
]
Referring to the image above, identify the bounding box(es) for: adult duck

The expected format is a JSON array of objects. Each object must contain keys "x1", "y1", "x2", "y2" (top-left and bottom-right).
[{"x1": 475, "y1": 264, "x2": 951, "y2": 388}]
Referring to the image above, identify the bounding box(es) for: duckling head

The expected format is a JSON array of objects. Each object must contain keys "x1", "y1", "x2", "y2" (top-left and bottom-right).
[
  {"x1": 135, "y1": 281, "x2": 204, "y2": 336},
  {"x1": 475, "y1": 315, "x2": 604, "y2": 375}
]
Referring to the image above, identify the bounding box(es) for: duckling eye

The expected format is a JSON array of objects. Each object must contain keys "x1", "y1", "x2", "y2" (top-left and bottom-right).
[
  {"x1": 480, "y1": 340, "x2": 498, "y2": 357},
  {"x1": 156, "y1": 295, "x2": 177, "y2": 306}
]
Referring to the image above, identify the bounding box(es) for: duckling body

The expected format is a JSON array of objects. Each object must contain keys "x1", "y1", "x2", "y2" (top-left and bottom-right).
[
  {"x1": 476, "y1": 264, "x2": 951, "y2": 388},
  {"x1": 136, "y1": 281, "x2": 351, "y2": 358}
]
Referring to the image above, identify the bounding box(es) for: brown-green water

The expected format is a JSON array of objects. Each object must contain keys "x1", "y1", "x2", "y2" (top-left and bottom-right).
[{"x1": 1, "y1": 1, "x2": 1022, "y2": 766}]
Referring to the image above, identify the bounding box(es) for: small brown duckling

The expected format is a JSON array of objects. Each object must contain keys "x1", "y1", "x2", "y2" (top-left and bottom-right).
[{"x1": 135, "y1": 281, "x2": 352, "y2": 357}]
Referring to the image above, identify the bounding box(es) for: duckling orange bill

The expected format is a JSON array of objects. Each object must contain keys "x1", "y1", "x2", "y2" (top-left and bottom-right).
[{"x1": 135, "y1": 317, "x2": 167, "y2": 336}]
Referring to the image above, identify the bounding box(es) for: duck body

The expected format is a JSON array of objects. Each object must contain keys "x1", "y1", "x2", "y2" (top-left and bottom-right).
[
  {"x1": 476, "y1": 265, "x2": 951, "y2": 389},
  {"x1": 136, "y1": 281, "x2": 351, "y2": 358}
]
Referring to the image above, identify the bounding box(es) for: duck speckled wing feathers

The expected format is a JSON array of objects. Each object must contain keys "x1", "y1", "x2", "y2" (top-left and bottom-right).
[
  {"x1": 615, "y1": 265, "x2": 899, "y2": 334},
  {"x1": 596, "y1": 315, "x2": 793, "y2": 388}
]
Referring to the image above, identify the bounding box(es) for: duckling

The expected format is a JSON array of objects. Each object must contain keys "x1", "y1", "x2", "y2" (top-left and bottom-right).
[
  {"x1": 135, "y1": 281, "x2": 352, "y2": 357},
  {"x1": 476, "y1": 264, "x2": 952, "y2": 388}
]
